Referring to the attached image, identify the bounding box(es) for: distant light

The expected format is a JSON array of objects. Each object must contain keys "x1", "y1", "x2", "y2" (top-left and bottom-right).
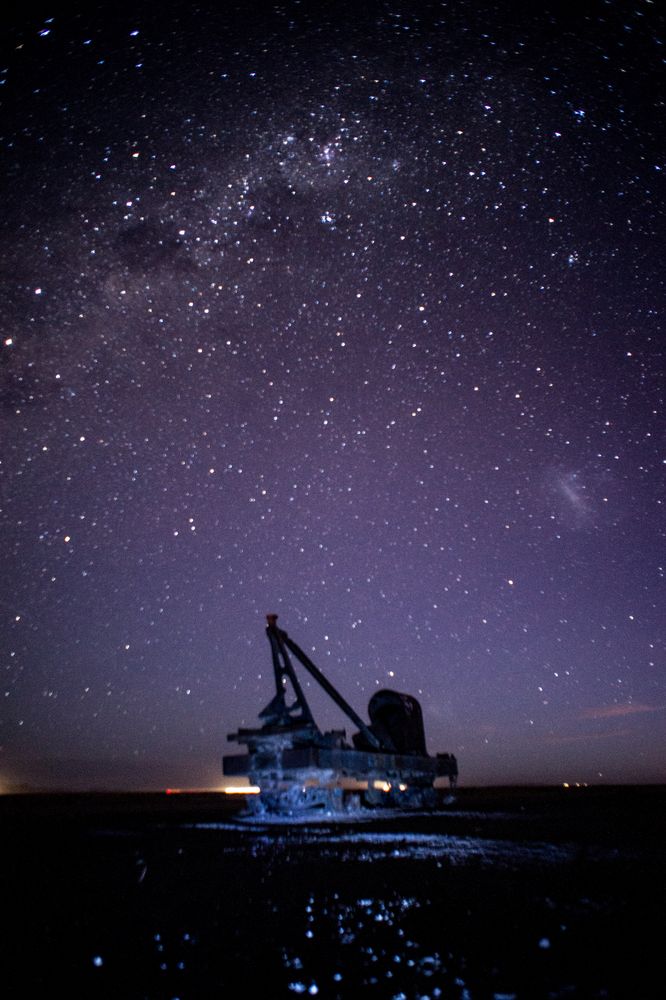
[
  {"x1": 223, "y1": 785, "x2": 260, "y2": 795},
  {"x1": 372, "y1": 780, "x2": 391, "y2": 793}
]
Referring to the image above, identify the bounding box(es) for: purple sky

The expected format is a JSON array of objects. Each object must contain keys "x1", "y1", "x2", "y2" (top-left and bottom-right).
[{"x1": 1, "y1": 1, "x2": 664, "y2": 790}]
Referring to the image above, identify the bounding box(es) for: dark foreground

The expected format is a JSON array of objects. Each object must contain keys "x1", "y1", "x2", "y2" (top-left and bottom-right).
[{"x1": 2, "y1": 786, "x2": 664, "y2": 999}]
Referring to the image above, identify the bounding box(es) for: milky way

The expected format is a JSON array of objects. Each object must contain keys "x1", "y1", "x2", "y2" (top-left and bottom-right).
[{"x1": 1, "y1": 1, "x2": 664, "y2": 790}]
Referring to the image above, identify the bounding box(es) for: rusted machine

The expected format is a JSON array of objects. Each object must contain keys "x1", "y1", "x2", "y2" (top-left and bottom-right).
[{"x1": 222, "y1": 615, "x2": 458, "y2": 815}]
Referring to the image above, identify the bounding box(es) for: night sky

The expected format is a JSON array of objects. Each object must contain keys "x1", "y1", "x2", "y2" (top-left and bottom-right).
[{"x1": 1, "y1": 1, "x2": 664, "y2": 792}]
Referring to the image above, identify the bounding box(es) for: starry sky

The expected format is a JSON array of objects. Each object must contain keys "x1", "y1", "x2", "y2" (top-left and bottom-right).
[{"x1": 1, "y1": 1, "x2": 664, "y2": 791}]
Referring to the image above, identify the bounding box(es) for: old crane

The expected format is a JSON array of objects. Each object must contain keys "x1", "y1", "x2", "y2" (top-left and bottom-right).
[{"x1": 223, "y1": 615, "x2": 458, "y2": 815}]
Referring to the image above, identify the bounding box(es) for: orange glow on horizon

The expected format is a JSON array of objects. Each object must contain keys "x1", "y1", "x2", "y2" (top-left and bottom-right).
[{"x1": 223, "y1": 785, "x2": 261, "y2": 795}]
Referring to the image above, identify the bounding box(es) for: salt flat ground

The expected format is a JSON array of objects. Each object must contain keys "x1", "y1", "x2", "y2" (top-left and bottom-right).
[{"x1": 2, "y1": 786, "x2": 664, "y2": 998}]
